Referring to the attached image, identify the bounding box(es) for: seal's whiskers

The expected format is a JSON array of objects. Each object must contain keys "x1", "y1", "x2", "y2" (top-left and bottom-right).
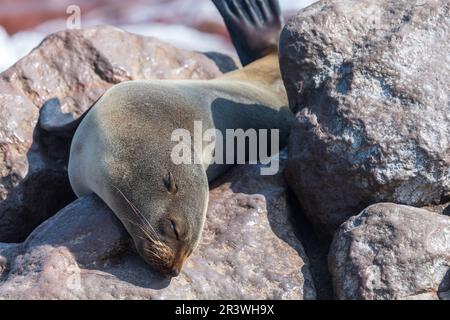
[
  {"x1": 112, "y1": 184, "x2": 161, "y2": 241},
  {"x1": 124, "y1": 217, "x2": 172, "y2": 260},
  {"x1": 125, "y1": 218, "x2": 158, "y2": 243}
]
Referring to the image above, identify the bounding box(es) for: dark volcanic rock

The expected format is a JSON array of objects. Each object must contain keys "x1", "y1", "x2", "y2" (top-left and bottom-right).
[
  {"x1": 279, "y1": 0, "x2": 450, "y2": 234},
  {"x1": 0, "y1": 159, "x2": 316, "y2": 299},
  {"x1": 329, "y1": 203, "x2": 450, "y2": 300},
  {"x1": 0, "y1": 25, "x2": 230, "y2": 242}
]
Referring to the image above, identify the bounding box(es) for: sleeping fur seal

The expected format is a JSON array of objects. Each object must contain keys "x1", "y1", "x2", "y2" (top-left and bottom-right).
[{"x1": 40, "y1": 0, "x2": 294, "y2": 276}]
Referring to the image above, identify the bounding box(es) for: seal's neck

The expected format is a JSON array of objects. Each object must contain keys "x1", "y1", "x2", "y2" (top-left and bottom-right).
[{"x1": 220, "y1": 52, "x2": 285, "y2": 92}]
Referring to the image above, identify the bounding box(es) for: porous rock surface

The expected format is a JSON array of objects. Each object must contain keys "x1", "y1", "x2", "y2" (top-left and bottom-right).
[
  {"x1": 279, "y1": 0, "x2": 450, "y2": 234},
  {"x1": 329, "y1": 203, "x2": 450, "y2": 300},
  {"x1": 0, "y1": 25, "x2": 233, "y2": 242}
]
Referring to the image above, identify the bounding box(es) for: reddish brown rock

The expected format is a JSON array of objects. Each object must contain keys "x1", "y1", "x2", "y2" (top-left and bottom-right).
[{"x1": 0, "y1": 0, "x2": 158, "y2": 35}]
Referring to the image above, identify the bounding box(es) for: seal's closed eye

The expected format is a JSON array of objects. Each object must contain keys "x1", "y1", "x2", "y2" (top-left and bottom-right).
[
  {"x1": 170, "y1": 219, "x2": 180, "y2": 240},
  {"x1": 160, "y1": 218, "x2": 182, "y2": 241}
]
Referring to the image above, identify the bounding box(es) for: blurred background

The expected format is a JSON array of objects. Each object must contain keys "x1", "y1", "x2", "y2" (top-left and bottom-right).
[{"x1": 0, "y1": 0, "x2": 318, "y2": 72}]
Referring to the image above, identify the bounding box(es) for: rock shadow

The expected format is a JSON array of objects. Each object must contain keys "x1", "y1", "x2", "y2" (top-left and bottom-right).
[
  {"x1": 0, "y1": 108, "x2": 76, "y2": 243},
  {"x1": 438, "y1": 269, "x2": 450, "y2": 299}
]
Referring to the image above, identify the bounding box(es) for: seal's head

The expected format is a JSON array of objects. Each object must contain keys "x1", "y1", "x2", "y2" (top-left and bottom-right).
[{"x1": 107, "y1": 160, "x2": 208, "y2": 277}]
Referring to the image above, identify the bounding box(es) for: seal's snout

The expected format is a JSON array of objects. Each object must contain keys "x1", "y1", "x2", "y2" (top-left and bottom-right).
[
  {"x1": 133, "y1": 214, "x2": 196, "y2": 277},
  {"x1": 160, "y1": 247, "x2": 190, "y2": 277}
]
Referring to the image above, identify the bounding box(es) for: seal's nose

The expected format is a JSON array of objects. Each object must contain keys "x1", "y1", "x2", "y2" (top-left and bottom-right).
[
  {"x1": 169, "y1": 248, "x2": 189, "y2": 277},
  {"x1": 169, "y1": 267, "x2": 181, "y2": 277}
]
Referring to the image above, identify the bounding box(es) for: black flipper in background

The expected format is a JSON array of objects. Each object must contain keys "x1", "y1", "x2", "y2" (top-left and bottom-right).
[
  {"x1": 212, "y1": 0, "x2": 283, "y2": 66},
  {"x1": 39, "y1": 98, "x2": 93, "y2": 139}
]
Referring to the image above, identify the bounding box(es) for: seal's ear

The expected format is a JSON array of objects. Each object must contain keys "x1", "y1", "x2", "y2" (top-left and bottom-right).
[{"x1": 163, "y1": 170, "x2": 178, "y2": 194}]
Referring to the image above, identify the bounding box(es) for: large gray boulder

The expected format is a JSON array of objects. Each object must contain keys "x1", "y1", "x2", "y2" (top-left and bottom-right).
[
  {"x1": 0, "y1": 25, "x2": 234, "y2": 242},
  {"x1": 329, "y1": 203, "x2": 450, "y2": 300},
  {"x1": 279, "y1": 0, "x2": 450, "y2": 234},
  {"x1": 0, "y1": 159, "x2": 316, "y2": 300}
]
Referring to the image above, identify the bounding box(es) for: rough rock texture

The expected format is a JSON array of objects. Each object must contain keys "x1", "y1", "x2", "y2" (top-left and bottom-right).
[
  {"x1": 279, "y1": 0, "x2": 450, "y2": 234},
  {"x1": 0, "y1": 158, "x2": 316, "y2": 299},
  {"x1": 329, "y1": 203, "x2": 450, "y2": 300},
  {"x1": 0, "y1": 25, "x2": 232, "y2": 242}
]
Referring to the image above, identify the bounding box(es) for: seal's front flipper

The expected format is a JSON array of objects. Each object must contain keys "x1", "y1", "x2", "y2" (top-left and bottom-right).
[
  {"x1": 212, "y1": 0, "x2": 283, "y2": 66},
  {"x1": 39, "y1": 98, "x2": 92, "y2": 139}
]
